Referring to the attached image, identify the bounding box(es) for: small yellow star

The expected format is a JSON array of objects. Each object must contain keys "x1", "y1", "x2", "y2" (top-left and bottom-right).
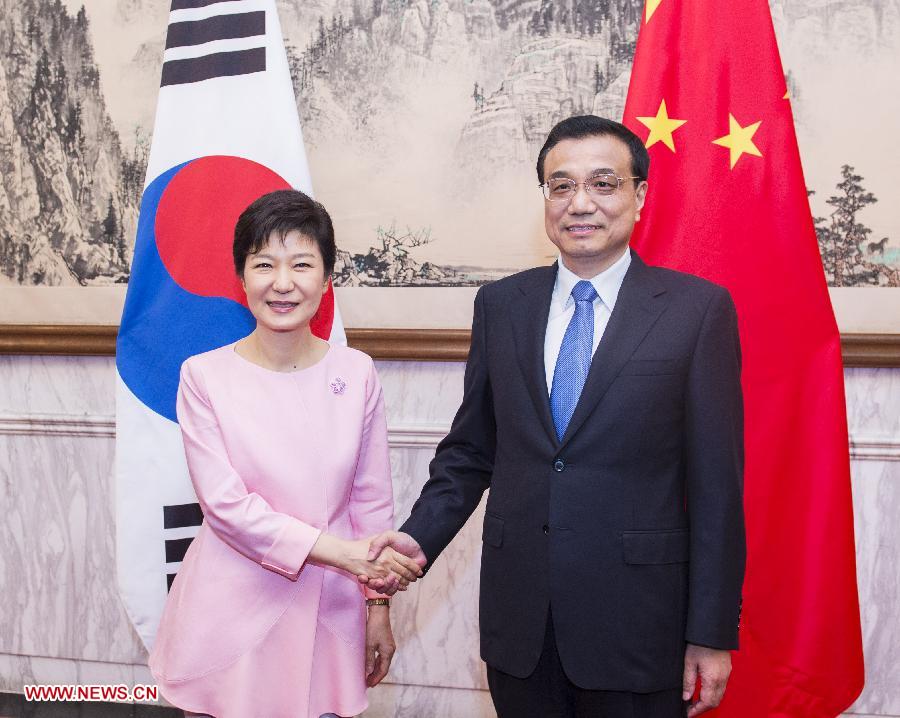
[
  {"x1": 645, "y1": 0, "x2": 664, "y2": 22},
  {"x1": 636, "y1": 99, "x2": 687, "y2": 152},
  {"x1": 712, "y1": 114, "x2": 763, "y2": 169},
  {"x1": 783, "y1": 89, "x2": 790, "y2": 99}
]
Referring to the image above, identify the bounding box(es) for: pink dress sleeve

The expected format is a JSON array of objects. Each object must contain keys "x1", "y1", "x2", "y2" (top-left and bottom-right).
[
  {"x1": 346, "y1": 359, "x2": 395, "y2": 599},
  {"x1": 176, "y1": 359, "x2": 322, "y2": 581}
]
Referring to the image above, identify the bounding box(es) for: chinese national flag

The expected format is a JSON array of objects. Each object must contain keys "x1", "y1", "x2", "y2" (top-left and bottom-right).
[{"x1": 622, "y1": 0, "x2": 865, "y2": 715}]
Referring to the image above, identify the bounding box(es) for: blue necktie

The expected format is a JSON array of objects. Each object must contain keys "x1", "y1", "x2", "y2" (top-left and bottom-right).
[{"x1": 550, "y1": 280, "x2": 598, "y2": 441}]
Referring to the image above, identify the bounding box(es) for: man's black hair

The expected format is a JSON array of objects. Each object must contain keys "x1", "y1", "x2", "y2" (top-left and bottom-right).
[{"x1": 536, "y1": 115, "x2": 649, "y2": 184}]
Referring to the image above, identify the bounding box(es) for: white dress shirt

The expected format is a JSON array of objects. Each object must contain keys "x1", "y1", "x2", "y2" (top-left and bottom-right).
[{"x1": 543, "y1": 249, "x2": 632, "y2": 394}]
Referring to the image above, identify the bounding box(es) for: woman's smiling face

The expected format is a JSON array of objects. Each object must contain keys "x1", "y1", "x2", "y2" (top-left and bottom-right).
[{"x1": 241, "y1": 230, "x2": 329, "y2": 334}]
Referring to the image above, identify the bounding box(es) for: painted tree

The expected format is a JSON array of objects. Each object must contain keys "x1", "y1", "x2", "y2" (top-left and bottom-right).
[
  {"x1": 814, "y1": 165, "x2": 898, "y2": 287},
  {"x1": 594, "y1": 62, "x2": 605, "y2": 93},
  {"x1": 102, "y1": 195, "x2": 119, "y2": 255}
]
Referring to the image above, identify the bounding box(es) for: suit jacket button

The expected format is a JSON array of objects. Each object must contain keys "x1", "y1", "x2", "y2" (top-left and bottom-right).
[
  {"x1": 553, "y1": 459, "x2": 565, "y2": 472},
  {"x1": 542, "y1": 525, "x2": 550, "y2": 534}
]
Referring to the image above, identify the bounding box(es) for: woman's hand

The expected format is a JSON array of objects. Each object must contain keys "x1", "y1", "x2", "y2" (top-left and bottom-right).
[
  {"x1": 343, "y1": 538, "x2": 420, "y2": 591},
  {"x1": 349, "y1": 539, "x2": 424, "y2": 593},
  {"x1": 368, "y1": 543, "x2": 424, "y2": 584},
  {"x1": 365, "y1": 605, "x2": 395, "y2": 687},
  {"x1": 310, "y1": 534, "x2": 385, "y2": 580},
  {"x1": 308, "y1": 535, "x2": 421, "y2": 589}
]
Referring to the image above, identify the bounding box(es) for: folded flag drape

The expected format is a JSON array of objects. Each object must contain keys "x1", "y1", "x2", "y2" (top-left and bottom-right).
[
  {"x1": 115, "y1": 0, "x2": 343, "y2": 649},
  {"x1": 623, "y1": 0, "x2": 865, "y2": 714}
]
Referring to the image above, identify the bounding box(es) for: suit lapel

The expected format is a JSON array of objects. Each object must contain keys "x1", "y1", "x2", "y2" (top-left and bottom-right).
[
  {"x1": 558, "y1": 252, "x2": 669, "y2": 450},
  {"x1": 510, "y1": 264, "x2": 558, "y2": 446}
]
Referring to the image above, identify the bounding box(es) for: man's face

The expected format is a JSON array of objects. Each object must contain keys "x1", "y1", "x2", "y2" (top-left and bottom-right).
[{"x1": 542, "y1": 134, "x2": 648, "y2": 278}]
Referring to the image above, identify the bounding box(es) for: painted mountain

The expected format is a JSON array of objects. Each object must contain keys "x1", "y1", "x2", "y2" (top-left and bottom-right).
[
  {"x1": 0, "y1": 0, "x2": 143, "y2": 286},
  {"x1": 0, "y1": 0, "x2": 896, "y2": 286}
]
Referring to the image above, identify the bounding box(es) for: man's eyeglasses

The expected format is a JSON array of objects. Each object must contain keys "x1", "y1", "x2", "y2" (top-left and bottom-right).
[{"x1": 540, "y1": 174, "x2": 641, "y2": 202}]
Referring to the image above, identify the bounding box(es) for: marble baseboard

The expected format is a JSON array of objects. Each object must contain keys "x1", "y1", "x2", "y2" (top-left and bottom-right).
[
  {"x1": 362, "y1": 682, "x2": 495, "y2": 718},
  {"x1": 0, "y1": 691, "x2": 180, "y2": 718},
  {"x1": 0, "y1": 655, "x2": 155, "y2": 700},
  {"x1": 361, "y1": 682, "x2": 900, "y2": 718}
]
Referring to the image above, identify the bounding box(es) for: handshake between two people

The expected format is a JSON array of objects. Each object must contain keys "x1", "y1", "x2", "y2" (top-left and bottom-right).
[
  {"x1": 356, "y1": 531, "x2": 427, "y2": 596},
  {"x1": 309, "y1": 530, "x2": 426, "y2": 594},
  {"x1": 309, "y1": 531, "x2": 427, "y2": 596}
]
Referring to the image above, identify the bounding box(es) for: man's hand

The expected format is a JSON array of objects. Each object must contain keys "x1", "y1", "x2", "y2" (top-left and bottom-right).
[
  {"x1": 683, "y1": 644, "x2": 732, "y2": 716},
  {"x1": 358, "y1": 531, "x2": 427, "y2": 595},
  {"x1": 365, "y1": 544, "x2": 423, "y2": 592},
  {"x1": 367, "y1": 531, "x2": 427, "y2": 563}
]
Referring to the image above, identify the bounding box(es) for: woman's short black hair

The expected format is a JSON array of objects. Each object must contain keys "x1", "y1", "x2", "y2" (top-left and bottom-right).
[{"x1": 233, "y1": 189, "x2": 336, "y2": 277}]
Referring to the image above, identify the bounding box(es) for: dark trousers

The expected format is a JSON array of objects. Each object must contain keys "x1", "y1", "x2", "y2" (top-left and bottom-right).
[{"x1": 486, "y1": 612, "x2": 686, "y2": 718}]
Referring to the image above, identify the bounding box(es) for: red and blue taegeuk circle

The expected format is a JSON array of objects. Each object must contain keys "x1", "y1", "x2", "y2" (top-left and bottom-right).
[{"x1": 117, "y1": 156, "x2": 335, "y2": 422}]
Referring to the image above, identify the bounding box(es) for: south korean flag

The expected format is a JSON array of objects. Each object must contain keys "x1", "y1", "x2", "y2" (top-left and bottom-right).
[{"x1": 115, "y1": 0, "x2": 344, "y2": 649}]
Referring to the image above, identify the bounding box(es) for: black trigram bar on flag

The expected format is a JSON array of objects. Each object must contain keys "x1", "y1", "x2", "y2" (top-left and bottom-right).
[
  {"x1": 165, "y1": 537, "x2": 194, "y2": 563},
  {"x1": 161, "y1": 8, "x2": 266, "y2": 86},
  {"x1": 166, "y1": 11, "x2": 265, "y2": 49},
  {"x1": 164, "y1": 502, "x2": 204, "y2": 591},
  {"x1": 171, "y1": 0, "x2": 242, "y2": 9},
  {"x1": 161, "y1": 48, "x2": 266, "y2": 86},
  {"x1": 164, "y1": 502, "x2": 204, "y2": 529}
]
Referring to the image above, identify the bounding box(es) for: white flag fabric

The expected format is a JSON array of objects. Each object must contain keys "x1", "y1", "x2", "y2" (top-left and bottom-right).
[{"x1": 116, "y1": 0, "x2": 344, "y2": 649}]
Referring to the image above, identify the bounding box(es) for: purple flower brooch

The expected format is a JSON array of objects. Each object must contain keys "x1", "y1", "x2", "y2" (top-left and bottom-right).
[{"x1": 330, "y1": 377, "x2": 347, "y2": 395}]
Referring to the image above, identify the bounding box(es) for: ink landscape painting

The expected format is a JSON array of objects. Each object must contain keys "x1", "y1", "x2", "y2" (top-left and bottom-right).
[{"x1": 0, "y1": 0, "x2": 896, "y2": 330}]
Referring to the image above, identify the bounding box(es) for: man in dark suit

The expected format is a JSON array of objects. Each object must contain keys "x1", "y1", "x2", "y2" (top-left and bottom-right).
[{"x1": 366, "y1": 115, "x2": 745, "y2": 718}]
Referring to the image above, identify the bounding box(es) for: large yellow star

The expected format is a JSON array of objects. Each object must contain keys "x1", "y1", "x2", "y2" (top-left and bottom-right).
[
  {"x1": 645, "y1": 0, "x2": 664, "y2": 22},
  {"x1": 712, "y1": 114, "x2": 763, "y2": 169},
  {"x1": 635, "y1": 99, "x2": 686, "y2": 152}
]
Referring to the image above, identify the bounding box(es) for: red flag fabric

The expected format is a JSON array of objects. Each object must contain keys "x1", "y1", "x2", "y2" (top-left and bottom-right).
[{"x1": 622, "y1": 0, "x2": 865, "y2": 715}]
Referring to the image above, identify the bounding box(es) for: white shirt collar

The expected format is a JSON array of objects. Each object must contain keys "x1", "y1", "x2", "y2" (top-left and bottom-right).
[{"x1": 555, "y1": 248, "x2": 632, "y2": 311}]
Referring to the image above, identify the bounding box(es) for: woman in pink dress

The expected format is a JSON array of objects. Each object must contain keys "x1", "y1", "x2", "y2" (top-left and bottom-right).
[{"x1": 149, "y1": 190, "x2": 423, "y2": 717}]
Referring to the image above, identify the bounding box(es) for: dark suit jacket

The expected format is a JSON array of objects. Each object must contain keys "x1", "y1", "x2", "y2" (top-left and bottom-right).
[{"x1": 401, "y1": 250, "x2": 746, "y2": 692}]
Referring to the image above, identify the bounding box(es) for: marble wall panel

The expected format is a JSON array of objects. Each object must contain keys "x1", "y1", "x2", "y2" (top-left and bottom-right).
[
  {"x1": 0, "y1": 357, "x2": 898, "y2": 717},
  {"x1": 843, "y1": 368, "x2": 900, "y2": 715},
  {"x1": 378, "y1": 361, "x2": 489, "y2": 691},
  {"x1": 0, "y1": 356, "x2": 114, "y2": 417},
  {"x1": 845, "y1": 456, "x2": 900, "y2": 716},
  {"x1": 386, "y1": 445, "x2": 488, "y2": 690},
  {"x1": 376, "y1": 361, "x2": 466, "y2": 427},
  {"x1": 0, "y1": 431, "x2": 144, "y2": 664},
  {"x1": 845, "y1": 369, "x2": 900, "y2": 440}
]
